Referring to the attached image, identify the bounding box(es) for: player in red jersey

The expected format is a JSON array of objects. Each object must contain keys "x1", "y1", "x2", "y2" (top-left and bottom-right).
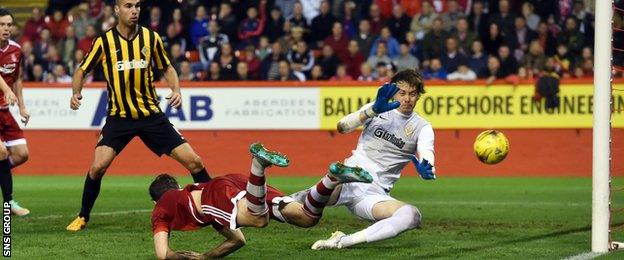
[
  {"x1": 0, "y1": 9, "x2": 31, "y2": 216},
  {"x1": 150, "y1": 142, "x2": 373, "y2": 259}
]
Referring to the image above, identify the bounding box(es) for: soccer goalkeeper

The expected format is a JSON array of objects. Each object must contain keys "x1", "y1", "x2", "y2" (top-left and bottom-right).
[
  {"x1": 149, "y1": 143, "x2": 372, "y2": 259},
  {"x1": 292, "y1": 68, "x2": 436, "y2": 249}
]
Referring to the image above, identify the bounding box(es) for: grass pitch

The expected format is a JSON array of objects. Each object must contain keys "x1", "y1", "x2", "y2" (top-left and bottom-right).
[{"x1": 9, "y1": 175, "x2": 624, "y2": 259}]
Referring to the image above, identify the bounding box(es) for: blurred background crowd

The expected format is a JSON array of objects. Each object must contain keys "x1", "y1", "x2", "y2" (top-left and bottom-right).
[{"x1": 6, "y1": 0, "x2": 623, "y2": 83}]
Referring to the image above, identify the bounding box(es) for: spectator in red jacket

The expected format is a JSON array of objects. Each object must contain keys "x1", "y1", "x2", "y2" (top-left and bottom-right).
[
  {"x1": 23, "y1": 8, "x2": 45, "y2": 43},
  {"x1": 45, "y1": 10, "x2": 70, "y2": 43},
  {"x1": 238, "y1": 2, "x2": 266, "y2": 48},
  {"x1": 343, "y1": 40, "x2": 365, "y2": 79},
  {"x1": 324, "y1": 22, "x2": 349, "y2": 61},
  {"x1": 77, "y1": 25, "x2": 97, "y2": 55}
]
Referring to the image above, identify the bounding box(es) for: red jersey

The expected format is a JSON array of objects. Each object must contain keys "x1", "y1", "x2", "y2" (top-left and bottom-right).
[
  {"x1": 0, "y1": 40, "x2": 22, "y2": 107},
  {"x1": 151, "y1": 174, "x2": 285, "y2": 234}
]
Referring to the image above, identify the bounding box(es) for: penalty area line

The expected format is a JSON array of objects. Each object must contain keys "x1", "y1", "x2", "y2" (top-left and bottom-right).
[
  {"x1": 562, "y1": 252, "x2": 607, "y2": 260},
  {"x1": 29, "y1": 209, "x2": 152, "y2": 220}
]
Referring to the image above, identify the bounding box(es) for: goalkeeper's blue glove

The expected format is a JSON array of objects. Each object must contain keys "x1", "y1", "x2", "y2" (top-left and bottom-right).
[
  {"x1": 410, "y1": 155, "x2": 436, "y2": 180},
  {"x1": 371, "y1": 83, "x2": 400, "y2": 114}
]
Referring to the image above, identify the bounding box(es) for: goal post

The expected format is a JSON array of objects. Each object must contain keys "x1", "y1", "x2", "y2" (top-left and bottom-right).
[{"x1": 592, "y1": 0, "x2": 614, "y2": 253}]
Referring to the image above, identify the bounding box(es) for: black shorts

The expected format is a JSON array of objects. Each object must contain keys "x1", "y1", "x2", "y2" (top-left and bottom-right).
[{"x1": 97, "y1": 114, "x2": 186, "y2": 156}]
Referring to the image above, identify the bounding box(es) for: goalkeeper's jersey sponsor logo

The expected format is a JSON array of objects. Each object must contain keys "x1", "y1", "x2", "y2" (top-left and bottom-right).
[{"x1": 373, "y1": 127, "x2": 406, "y2": 149}]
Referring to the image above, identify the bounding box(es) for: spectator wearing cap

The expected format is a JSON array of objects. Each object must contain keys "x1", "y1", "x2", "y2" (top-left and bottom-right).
[
  {"x1": 386, "y1": 5, "x2": 411, "y2": 43},
  {"x1": 343, "y1": 40, "x2": 365, "y2": 79},
  {"x1": 264, "y1": 7, "x2": 286, "y2": 43},
  {"x1": 310, "y1": 1, "x2": 337, "y2": 47},
  {"x1": 370, "y1": 27, "x2": 400, "y2": 58},
  {"x1": 324, "y1": 22, "x2": 349, "y2": 61},
  {"x1": 410, "y1": 1, "x2": 438, "y2": 40}
]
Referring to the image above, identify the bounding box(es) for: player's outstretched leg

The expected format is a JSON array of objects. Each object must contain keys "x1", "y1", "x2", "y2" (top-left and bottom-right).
[
  {"x1": 0, "y1": 142, "x2": 28, "y2": 216},
  {"x1": 246, "y1": 143, "x2": 289, "y2": 215},
  {"x1": 303, "y1": 162, "x2": 372, "y2": 218}
]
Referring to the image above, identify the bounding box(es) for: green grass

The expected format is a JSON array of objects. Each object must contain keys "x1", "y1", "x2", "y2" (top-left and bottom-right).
[{"x1": 8, "y1": 175, "x2": 624, "y2": 259}]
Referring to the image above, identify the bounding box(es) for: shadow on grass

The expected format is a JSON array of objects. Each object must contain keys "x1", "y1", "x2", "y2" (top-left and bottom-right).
[{"x1": 413, "y1": 222, "x2": 624, "y2": 258}]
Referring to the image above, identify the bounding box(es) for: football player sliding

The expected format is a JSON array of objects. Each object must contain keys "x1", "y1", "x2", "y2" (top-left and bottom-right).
[
  {"x1": 150, "y1": 143, "x2": 372, "y2": 259},
  {"x1": 291, "y1": 68, "x2": 437, "y2": 249}
]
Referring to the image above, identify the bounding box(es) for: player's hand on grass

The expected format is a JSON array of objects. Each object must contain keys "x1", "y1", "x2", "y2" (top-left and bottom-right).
[
  {"x1": 70, "y1": 93, "x2": 82, "y2": 110},
  {"x1": 19, "y1": 107, "x2": 30, "y2": 125},
  {"x1": 410, "y1": 155, "x2": 436, "y2": 180},
  {"x1": 372, "y1": 83, "x2": 400, "y2": 114},
  {"x1": 4, "y1": 90, "x2": 17, "y2": 106},
  {"x1": 166, "y1": 91, "x2": 182, "y2": 108}
]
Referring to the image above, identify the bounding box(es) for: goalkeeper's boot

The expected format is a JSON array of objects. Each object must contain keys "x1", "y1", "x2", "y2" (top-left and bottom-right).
[
  {"x1": 329, "y1": 162, "x2": 373, "y2": 184},
  {"x1": 9, "y1": 200, "x2": 29, "y2": 216},
  {"x1": 66, "y1": 216, "x2": 87, "y2": 231},
  {"x1": 311, "y1": 231, "x2": 346, "y2": 250},
  {"x1": 249, "y1": 142, "x2": 289, "y2": 167}
]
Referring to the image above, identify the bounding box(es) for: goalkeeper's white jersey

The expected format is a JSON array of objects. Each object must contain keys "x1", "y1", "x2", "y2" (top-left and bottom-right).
[{"x1": 345, "y1": 103, "x2": 435, "y2": 192}]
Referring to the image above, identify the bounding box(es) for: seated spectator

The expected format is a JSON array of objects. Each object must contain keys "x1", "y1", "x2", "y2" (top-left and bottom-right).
[
  {"x1": 217, "y1": 43, "x2": 239, "y2": 80},
  {"x1": 510, "y1": 16, "x2": 537, "y2": 61},
  {"x1": 218, "y1": 3, "x2": 239, "y2": 45},
  {"x1": 31, "y1": 64, "x2": 46, "y2": 82},
  {"x1": 99, "y1": 4, "x2": 116, "y2": 32},
  {"x1": 71, "y1": 4, "x2": 96, "y2": 40},
  {"x1": 309, "y1": 65, "x2": 325, "y2": 80},
  {"x1": 207, "y1": 62, "x2": 223, "y2": 81},
  {"x1": 169, "y1": 43, "x2": 189, "y2": 71},
  {"x1": 482, "y1": 23, "x2": 504, "y2": 56},
  {"x1": 387, "y1": 5, "x2": 410, "y2": 42},
  {"x1": 519, "y1": 40, "x2": 546, "y2": 79},
  {"x1": 275, "y1": 0, "x2": 296, "y2": 20},
  {"x1": 340, "y1": 0, "x2": 357, "y2": 39},
  {"x1": 357, "y1": 63, "x2": 375, "y2": 81},
  {"x1": 256, "y1": 36, "x2": 272, "y2": 60},
  {"x1": 368, "y1": 3, "x2": 385, "y2": 35},
  {"x1": 375, "y1": 62, "x2": 393, "y2": 82},
  {"x1": 179, "y1": 61, "x2": 198, "y2": 81},
  {"x1": 190, "y1": 5, "x2": 209, "y2": 46},
  {"x1": 558, "y1": 17, "x2": 584, "y2": 57},
  {"x1": 47, "y1": 64, "x2": 72, "y2": 83},
  {"x1": 163, "y1": 23, "x2": 187, "y2": 54},
  {"x1": 521, "y1": 2, "x2": 540, "y2": 31},
  {"x1": 370, "y1": 27, "x2": 400, "y2": 58},
  {"x1": 277, "y1": 59, "x2": 301, "y2": 81},
  {"x1": 366, "y1": 42, "x2": 392, "y2": 70},
  {"x1": 169, "y1": 8, "x2": 185, "y2": 36},
  {"x1": 198, "y1": 20, "x2": 229, "y2": 69},
  {"x1": 288, "y1": 2, "x2": 309, "y2": 31},
  {"x1": 147, "y1": 6, "x2": 164, "y2": 33},
  {"x1": 33, "y1": 28, "x2": 53, "y2": 61},
  {"x1": 422, "y1": 18, "x2": 448, "y2": 62},
  {"x1": 317, "y1": 45, "x2": 340, "y2": 78},
  {"x1": 405, "y1": 31, "x2": 423, "y2": 62},
  {"x1": 241, "y1": 45, "x2": 261, "y2": 80},
  {"x1": 41, "y1": 45, "x2": 62, "y2": 73},
  {"x1": 263, "y1": 7, "x2": 285, "y2": 43},
  {"x1": 553, "y1": 43, "x2": 573, "y2": 78},
  {"x1": 452, "y1": 17, "x2": 477, "y2": 55},
  {"x1": 536, "y1": 21, "x2": 557, "y2": 56},
  {"x1": 441, "y1": 37, "x2": 467, "y2": 74},
  {"x1": 46, "y1": 10, "x2": 69, "y2": 43},
  {"x1": 261, "y1": 42, "x2": 287, "y2": 80},
  {"x1": 469, "y1": 40, "x2": 488, "y2": 78},
  {"x1": 440, "y1": 0, "x2": 465, "y2": 33},
  {"x1": 394, "y1": 43, "x2": 419, "y2": 71},
  {"x1": 77, "y1": 25, "x2": 96, "y2": 56},
  {"x1": 311, "y1": 1, "x2": 337, "y2": 47},
  {"x1": 573, "y1": 47, "x2": 593, "y2": 78},
  {"x1": 497, "y1": 45, "x2": 519, "y2": 78},
  {"x1": 287, "y1": 41, "x2": 315, "y2": 77},
  {"x1": 422, "y1": 58, "x2": 447, "y2": 80},
  {"x1": 235, "y1": 62, "x2": 251, "y2": 81},
  {"x1": 324, "y1": 22, "x2": 349, "y2": 61},
  {"x1": 67, "y1": 49, "x2": 84, "y2": 75},
  {"x1": 447, "y1": 64, "x2": 477, "y2": 81},
  {"x1": 343, "y1": 40, "x2": 365, "y2": 79},
  {"x1": 330, "y1": 64, "x2": 354, "y2": 81},
  {"x1": 355, "y1": 19, "x2": 374, "y2": 57},
  {"x1": 60, "y1": 26, "x2": 77, "y2": 65},
  {"x1": 488, "y1": 0, "x2": 516, "y2": 36},
  {"x1": 410, "y1": 1, "x2": 438, "y2": 40},
  {"x1": 485, "y1": 55, "x2": 519, "y2": 86},
  {"x1": 238, "y1": 3, "x2": 266, "y2": 48},
  {"x1": 21, "y1": 42, "x2": 37, "y2": 81},
  {"x1": 23, "y1": 7, "x2": 45, "y2": 42}
]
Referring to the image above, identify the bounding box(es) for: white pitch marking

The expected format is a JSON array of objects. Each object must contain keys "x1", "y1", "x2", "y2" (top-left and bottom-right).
[
  {"x1": 27, "y1": 209, "x2": 152, "y2": 220},
  {"x1": 562, "y1": 251, "x2": 607, "y2": 260}
]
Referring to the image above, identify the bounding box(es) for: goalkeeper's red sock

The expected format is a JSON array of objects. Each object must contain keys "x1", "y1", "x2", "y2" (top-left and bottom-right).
[
  {"x1": 246, "y1": 158, "x2": 267, "y2": 215},
  {"x1": 303, "y1": 174, "x2": 337, "y2": 218}
]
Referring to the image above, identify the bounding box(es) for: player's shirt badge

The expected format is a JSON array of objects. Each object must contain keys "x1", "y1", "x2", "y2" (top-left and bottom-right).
[
  {"x1": 404, "y1": 125, "x2": 415, "y2": 136},
  {"x1": 141, "y1": 46, "x2": 149, "y2": 56}
]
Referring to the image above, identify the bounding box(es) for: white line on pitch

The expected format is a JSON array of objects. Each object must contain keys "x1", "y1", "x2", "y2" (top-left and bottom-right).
[
  {"x1": 415, "y1": 200, "x2": 587, "y2": 207},
  {"x1": 27, "y1": 209, "x2": 152, "y2": 220},
  {"x1": 562, "y1": 251, "x2": 607, "y2": 260}
]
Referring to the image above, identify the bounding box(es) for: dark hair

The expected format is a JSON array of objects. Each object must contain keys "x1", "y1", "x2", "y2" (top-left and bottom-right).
[
  {"x1": 0, "y1": 8, "x2": 14, "y2": 21},
  {"x1": 149, "y1": 174, "x2": 179, "y2": 202},
  {"x1": 390, "y1": 69, "x2": 425, "y2": 95}
]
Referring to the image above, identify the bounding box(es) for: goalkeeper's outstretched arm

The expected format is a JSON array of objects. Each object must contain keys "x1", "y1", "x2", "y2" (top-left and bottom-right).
[{"x1": 336, "y1": 103, "x2": 375, "y2": 134}]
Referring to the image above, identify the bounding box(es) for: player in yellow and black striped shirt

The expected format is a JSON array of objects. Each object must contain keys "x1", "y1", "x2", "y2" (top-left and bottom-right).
[{"x1": 66, "y1": 0, "x2": 211, "y2": 232}]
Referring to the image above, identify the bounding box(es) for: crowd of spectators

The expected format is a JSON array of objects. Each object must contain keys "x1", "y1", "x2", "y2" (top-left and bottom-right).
[{"x1": 8, "y1": 0, "x2": 620, "y2": 83}]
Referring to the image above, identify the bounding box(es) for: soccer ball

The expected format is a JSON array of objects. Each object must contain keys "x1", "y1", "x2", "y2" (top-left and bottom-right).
[{"x1": 473, "y1": 130, "x2": 509, "y2": 165}]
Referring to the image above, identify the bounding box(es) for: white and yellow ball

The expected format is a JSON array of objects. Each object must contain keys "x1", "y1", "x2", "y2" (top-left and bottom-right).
[{"x1": 473, "y1": 130, "x2": 509, "y2": 165}]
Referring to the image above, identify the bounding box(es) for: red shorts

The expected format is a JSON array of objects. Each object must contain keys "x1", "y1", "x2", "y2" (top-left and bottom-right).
[
  {"x1": 0, "y1": 109, "x2": 25, "y2": 146},
  {"x1": 200, "y1": 174, "x2": 285, "y2": 229}
]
